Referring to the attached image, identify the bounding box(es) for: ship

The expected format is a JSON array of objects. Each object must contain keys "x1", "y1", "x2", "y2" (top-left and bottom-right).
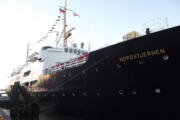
[{"x1": 6, "y1": 1, "x2": 180, "y2": 119}]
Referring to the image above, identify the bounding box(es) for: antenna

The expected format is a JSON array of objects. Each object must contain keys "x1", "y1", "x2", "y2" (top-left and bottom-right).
[
  {"x1": 26, "y1": 42, "x2": 29, "y2": 66},
  {"x1": 55, "y1": 32, "x2": 60, "y2": 48},
  {"x1": 88, "y1": 40, "x2": 91, "y2": 52},
  {"x1": 165, "y1": 17, "x2": 169, "y2": 28}
]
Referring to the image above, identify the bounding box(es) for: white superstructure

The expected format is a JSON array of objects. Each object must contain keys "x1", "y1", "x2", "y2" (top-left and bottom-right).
[
  {"x1": 7, "y1": 0, "x2": 89, "y2": 87},
  {"x1": 8, "y1": 45, "x2": 88, "y2": 86}
]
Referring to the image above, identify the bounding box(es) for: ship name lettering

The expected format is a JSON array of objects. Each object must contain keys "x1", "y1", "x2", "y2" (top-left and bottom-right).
[{"x1": 119, "y1": 48, "x2": 166, "y2": 62}]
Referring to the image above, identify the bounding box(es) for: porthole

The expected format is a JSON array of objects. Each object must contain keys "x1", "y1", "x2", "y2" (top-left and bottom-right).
[
  {"x1": 72, "y1": 93, "x2": 75, "y2": 96},
  {"x1": 62, "y1": 93, "x2": 66, "y2": 96},
  {"x1": 138, "y1": 60, "x2": 144, "y2": 65},
  {"x1": 96, "y1": 92, "x2": 100, "y2": 96},
  {"x1": 83, "y1": 92, "x2": 87, "y2": 96},
  {"x1": 131, "y1": 90, "x2": 137, "y2": 95},
  {"x1": 118, "y1": 90, "x2": 124, "y2": 95},
  {"x1": 155, "y1": 88, "x2": 160, "y2": 94},
  {"x1": 116, "y1": 64, "x2": 122, "y2": 69},
  {"x1": 162, "y1": 55, "x2": 169, "y2": 61}
]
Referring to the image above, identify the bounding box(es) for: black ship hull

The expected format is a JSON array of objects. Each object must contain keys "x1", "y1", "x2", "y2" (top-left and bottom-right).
[{"x1": 8, "y1": 26, "x2": 180, "y2": 119}]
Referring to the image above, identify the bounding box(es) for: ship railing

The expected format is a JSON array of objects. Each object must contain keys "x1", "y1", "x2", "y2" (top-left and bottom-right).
[
  {"x1": 65, "y1": 59, "x2": 86, "y2": 69},
  {"x1": 46, "y1": 54, "x2": 88, "y2": 74}
]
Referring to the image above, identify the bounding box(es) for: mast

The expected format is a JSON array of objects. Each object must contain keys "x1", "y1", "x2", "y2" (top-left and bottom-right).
[
  {"x1": 63, "y1": 0, "x2": 67, "y2": 46},
  {"x1": 57, "y1": 0, "x2": 75, "y2": 47}
]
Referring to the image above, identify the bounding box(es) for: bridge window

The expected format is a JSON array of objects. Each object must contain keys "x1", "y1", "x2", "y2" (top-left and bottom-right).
[
  {"x1": 74, "y1": 49, "x2": 77, "y2": 54},
  {"x1": 64, "y1": 48, "x2": 68, "y2": 53},
  {"x1": 69, "y1": 48, "x2": 73, "y2": 53},
  {"x1": 77, "y1": 50, "x2": 81, "y2": 55}
]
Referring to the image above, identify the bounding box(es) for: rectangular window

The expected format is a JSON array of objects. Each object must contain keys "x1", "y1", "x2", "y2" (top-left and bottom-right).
[
  {"x1": 127, "y1": 34, "x2": 131, "y2": 39},
  {"x1": 30, "y1": 80, "x2": 37, "y2": 86},
  {"x1": 123, "y1": 36, "x2": 127, "y2": 41},
  {"x1": 74, "y1": 49, "x2": 77, "y2": 54},
  {"x1": 77, "y1": 50, "x2": 81, "y2": 55},
  {"x1": 24, "y1": 82, "x2": 29, "y2": 86},
  {"x1": 70, "y1": 48, "x2": 73, "y2": 53},
  {"x1": 24, "y1": 70, "x2": 31, "y2": 77},
  {"x1": 64, "y1": 48, "x2": 68, "y2": 52}
]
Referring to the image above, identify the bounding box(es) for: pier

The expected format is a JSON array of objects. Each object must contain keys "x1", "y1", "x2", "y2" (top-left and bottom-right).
[
  {"x1": 0, "y1": 108, "x2": 11, "y2": 120},
  {"x1": 0, "y1": 83, "x2": 39, "y2": 119},
  {"x1": 0, "y1": 90, "x2": 11, "y2": 119}
]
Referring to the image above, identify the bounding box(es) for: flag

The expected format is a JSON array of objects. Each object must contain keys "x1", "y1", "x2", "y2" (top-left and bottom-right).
[
  {"x1": 59, "y1": 9, "x2": 65, "y2": 14},
  {"x1": 73, "y1": 12, "x2": 80, "y2": 17}
]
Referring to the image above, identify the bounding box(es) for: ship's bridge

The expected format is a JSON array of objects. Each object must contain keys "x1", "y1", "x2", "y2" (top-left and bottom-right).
[{"x1": 39, "y1": 46, "x2": 88, "y2": 73}]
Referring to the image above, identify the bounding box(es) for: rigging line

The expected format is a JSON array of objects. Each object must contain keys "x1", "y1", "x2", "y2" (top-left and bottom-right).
[
  {"x1": 56, "y1": 28, "x2": 64, "y2": 47},
  {"x1": 30, "y1": 17, "x2": 61, "y2": 46},
  {"x1": 70, "y1": 35, "x2": 74, "y2": 44},
  {"x1": 23, "y1": 55, "x2": 109, "y2": 110}
]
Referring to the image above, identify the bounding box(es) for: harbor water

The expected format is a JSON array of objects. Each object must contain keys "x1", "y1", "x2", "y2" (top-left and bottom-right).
[
  {"x1": 0, "y1": 106, "x2": 122, "y2": 120},
  {"x1": 0, "y1": 107, "x2": 88, "y2": 120}
]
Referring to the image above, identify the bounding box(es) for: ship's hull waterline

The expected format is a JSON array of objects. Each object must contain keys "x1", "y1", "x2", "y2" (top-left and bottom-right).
[{"x1": 8, "y1": 26, "x2": 180, "y2": 118}]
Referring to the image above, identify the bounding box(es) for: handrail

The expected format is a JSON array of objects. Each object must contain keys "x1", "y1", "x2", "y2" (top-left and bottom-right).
[{"x1": 46, "y1": 54, "x2": 88, "y2": 74}]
